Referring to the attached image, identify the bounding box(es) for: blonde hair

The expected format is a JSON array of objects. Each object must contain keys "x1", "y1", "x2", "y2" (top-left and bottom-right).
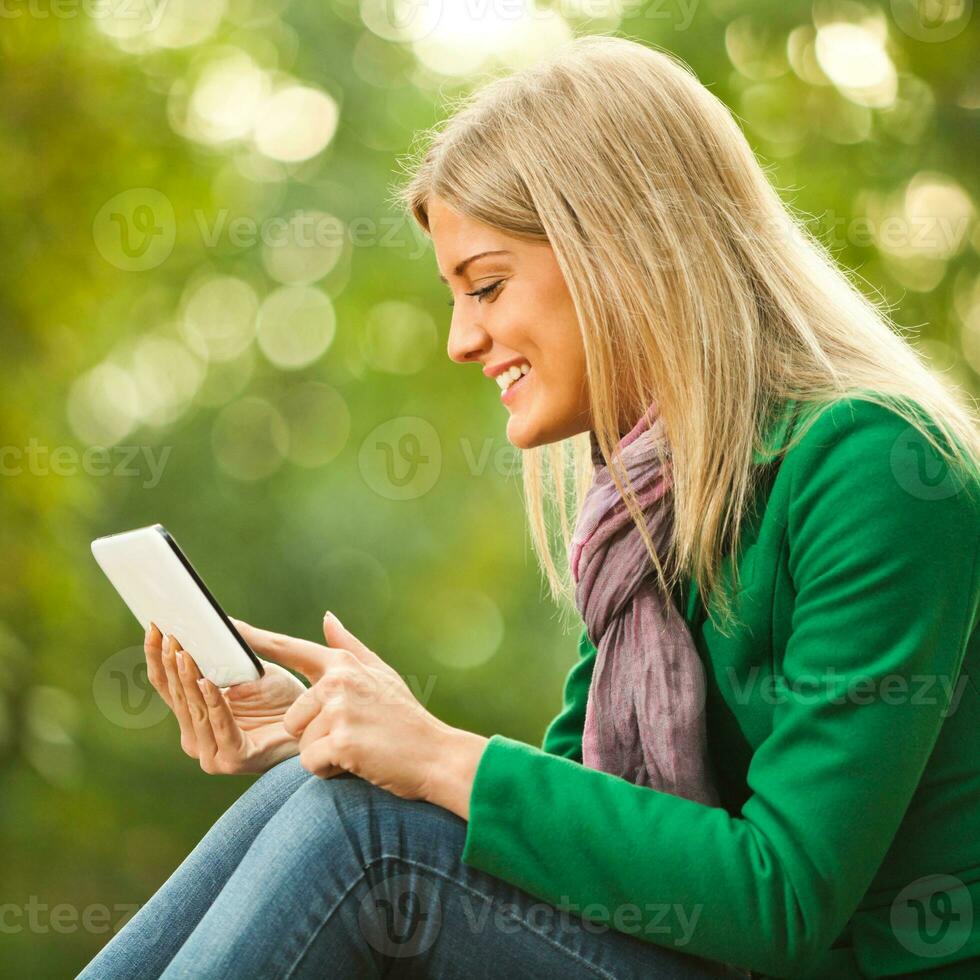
[{"x1": 393, "y1": 34, "x2": 980, "y2": 634}]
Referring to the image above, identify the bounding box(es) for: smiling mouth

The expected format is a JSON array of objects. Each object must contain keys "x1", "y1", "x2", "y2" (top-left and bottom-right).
[
  {"x1": 499, "y1": 363, "x2": 531, "y2": 404},
  {"x1": 496, "y1": 361, "x2": 530, "y2": 394}
]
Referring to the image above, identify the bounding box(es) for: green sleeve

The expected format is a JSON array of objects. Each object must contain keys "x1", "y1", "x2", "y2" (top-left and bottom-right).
[
  {"x1": 539, "y1": 628, "x2": 596, "y2": 761},
  {"x1": 461, "y1": 400, "x2": 980, "y2": 976}
]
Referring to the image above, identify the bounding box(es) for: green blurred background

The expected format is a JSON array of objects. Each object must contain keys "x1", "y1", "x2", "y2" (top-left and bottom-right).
[{"x1": 1, "y1": 0, "x2": 978, "y2": 974}]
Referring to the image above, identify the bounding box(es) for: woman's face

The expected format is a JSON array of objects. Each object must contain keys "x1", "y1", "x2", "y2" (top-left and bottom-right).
[{"x1": 427, "y1": 195, "x2": 591, "y2": 449}]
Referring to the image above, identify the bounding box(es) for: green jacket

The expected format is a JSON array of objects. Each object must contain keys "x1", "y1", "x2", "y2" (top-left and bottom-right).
[{"x1": 460, "y1": 396, "x2": 980, "y2": 978}]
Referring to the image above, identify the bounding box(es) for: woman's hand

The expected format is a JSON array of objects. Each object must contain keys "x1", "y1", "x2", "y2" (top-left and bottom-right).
[
  {"x1": 144, "y1": 623, "x2": 306, "y2": 775},
  {"x1": 240, "y1": 612, "x2": 487, "y2": 811}
]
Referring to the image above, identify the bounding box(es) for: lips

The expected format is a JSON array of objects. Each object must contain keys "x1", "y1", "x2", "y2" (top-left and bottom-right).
[
  {"x1": 496, "y1": 361, "x2": 530, "y2": 393},
  {"x1": 501, "y1": 366, "x2": 530, "y2": 404}
]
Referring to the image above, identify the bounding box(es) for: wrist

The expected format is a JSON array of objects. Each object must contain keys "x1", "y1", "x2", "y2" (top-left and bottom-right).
[{"x1": 425, "y1": 721, "x2": 489, "y2": 820}]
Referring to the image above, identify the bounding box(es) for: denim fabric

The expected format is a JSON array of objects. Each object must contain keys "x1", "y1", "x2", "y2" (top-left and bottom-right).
[{"x1": 77, "y1": 755, "x2": 745, "y2": 979}]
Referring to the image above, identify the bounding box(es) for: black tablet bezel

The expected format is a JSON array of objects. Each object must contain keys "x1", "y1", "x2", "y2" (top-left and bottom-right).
[{"x1": 153, "y1": 524, "x2": 265, "y2": 678}]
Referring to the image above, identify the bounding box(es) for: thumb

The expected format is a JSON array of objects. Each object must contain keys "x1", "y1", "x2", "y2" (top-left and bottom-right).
[
  {"x1": 231, "y1": 618, "x2": 328, "y2": 683},
  {"x1": 322, "y1": 612, "x2": 380, "y2": 668}
]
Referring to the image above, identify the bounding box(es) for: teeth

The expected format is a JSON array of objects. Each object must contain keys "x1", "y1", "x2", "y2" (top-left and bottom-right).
[{"x1": 496, "y1": 362, "x2": 530, "y2": 391}]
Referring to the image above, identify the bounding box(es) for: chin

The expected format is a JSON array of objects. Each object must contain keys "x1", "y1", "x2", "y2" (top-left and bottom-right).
[
  {"x1": 505, "y1": 412, "x2": 544, "y2": 449},
  {"x1": 506, "y1": 409, "x2": 586, "y2": 450}
]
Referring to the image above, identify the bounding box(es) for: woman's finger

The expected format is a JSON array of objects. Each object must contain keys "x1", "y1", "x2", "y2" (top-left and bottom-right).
[
  {"x1": 297, "y1": 706, "x2": 333, "y2": 751},
  {"x1": 299, "y1": 737, "x2": 344, "y2": 779},
  {"x1": 230, "y1": 619, "x2": 329, "y2": 683},
  {"x1": 321, "y1": 612, "x2": 382, "y2": 669},
  {"x1": 144, "y1": 623, "x2": 173, "y2": 709},
  {"x1": 175, "y1": 649, "x2": 219, "y2": 766},
  {"x1": 163, "y1": 635, "x2": 199, "y2": 757},
  {"x1": 198, "y1": 676, "x2": 248, "y2": 764},
  {"x1": 283, "y1": 687, "x2": 323, "y2": 738}
]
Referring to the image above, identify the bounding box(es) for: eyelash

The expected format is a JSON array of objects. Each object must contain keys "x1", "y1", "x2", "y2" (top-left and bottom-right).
[{"x1": 446, "y1": 280, "x2": 504, "y2": 308}]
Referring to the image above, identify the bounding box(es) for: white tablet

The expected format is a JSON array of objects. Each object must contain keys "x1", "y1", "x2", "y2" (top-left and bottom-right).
[{"x1": 91, "y1": 524, "x2": 264, "y2": 686}]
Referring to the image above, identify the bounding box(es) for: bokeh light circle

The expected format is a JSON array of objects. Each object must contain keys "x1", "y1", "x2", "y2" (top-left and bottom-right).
[
  {"x1": 428, "y1": 589, "x2": 504, "y2": 669},
  {"x1": 211, "y1": 396, "x2": 289, "y2": 481},
  {"x1": 261, "y1": 210, "x2": 345, "y2": 285},
  {"x1": 278, "y1": 381, "x2": 351, "y2": 467},
  {"x1": 180, "y1": 276, "x2": 258, "y2": 362},
  {"x1": 257, "y1": 286, "x2": 336, "y2": 369},
  {"x1": 253, "y1": 86, "x2": 339, "y2": 163},
  {"x1": 363, "y1": 301, "x2": 437, "y2": 374}
]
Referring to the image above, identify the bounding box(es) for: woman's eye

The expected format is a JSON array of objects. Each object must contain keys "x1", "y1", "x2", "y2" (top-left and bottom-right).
[
  {"x1": 468, "y1": 280, "x2": 504, "y2": 303},
  {"x1": 446, "y1": 279, "x2": 504, "y2": 308}
]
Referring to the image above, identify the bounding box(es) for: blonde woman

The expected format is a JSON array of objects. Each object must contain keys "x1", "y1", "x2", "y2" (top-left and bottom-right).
[{"x1": 78, "y1": 35, "x2": 980, "y2": 980}]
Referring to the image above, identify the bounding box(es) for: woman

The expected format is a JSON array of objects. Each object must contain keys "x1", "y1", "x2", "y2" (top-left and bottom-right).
[{"x1": 78, "y1": 35, "x2": 980, "y2": 979}]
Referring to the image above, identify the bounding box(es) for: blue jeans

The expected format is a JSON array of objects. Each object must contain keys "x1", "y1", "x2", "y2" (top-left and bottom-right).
[{"x1": 76, "y1": 755, "x2": 745, "y2": 979}]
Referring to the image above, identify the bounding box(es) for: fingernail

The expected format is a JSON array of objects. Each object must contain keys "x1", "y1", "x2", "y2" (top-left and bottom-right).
[
  {"x1": 324, "y1": 611, "x2": 334, "y2": 622},
  {"x1": 176, "y1": 651, "x2": 184, "y2": 671}
]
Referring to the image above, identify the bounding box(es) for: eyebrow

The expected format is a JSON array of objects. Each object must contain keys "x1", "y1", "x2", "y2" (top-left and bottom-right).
[{"x1": 437, "y1": 250, "x2": 512, "y2": 283}]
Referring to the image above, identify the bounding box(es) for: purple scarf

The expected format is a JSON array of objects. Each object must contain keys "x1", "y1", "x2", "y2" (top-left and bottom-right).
[{"x1": 569, "y1": 402, "x2": 720, "y2": 806}]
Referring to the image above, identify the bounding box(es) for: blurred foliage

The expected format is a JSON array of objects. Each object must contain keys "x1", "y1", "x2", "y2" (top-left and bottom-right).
[{"x1": 0, "y1": 0, "x2": 977, "y2": 974}]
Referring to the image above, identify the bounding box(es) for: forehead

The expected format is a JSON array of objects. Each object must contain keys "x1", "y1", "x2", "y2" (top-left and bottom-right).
[{"x1": 428, "y1": 198, "x2": 511, "y2": 278}]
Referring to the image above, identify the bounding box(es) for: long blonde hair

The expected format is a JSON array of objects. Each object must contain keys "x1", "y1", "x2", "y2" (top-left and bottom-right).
[{"x1": 393, "y1": 34, "x2": 979, "y2": 634}]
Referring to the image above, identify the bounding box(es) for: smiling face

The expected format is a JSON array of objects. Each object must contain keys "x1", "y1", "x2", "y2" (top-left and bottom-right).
[{"x1": 427, "y1": 195, "x2": 591, "y2": 449}]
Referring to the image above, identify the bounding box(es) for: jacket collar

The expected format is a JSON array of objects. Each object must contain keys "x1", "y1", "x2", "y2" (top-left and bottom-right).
[
  {"x1": 751, "y1": 397, "x2": 799, "y2": 465},
  {"x1": 588, "y1": 397, "x2": 801, "y2": 468},
  {"x1": 684, "y1": 396, "x2": 801, "y2": 628}
]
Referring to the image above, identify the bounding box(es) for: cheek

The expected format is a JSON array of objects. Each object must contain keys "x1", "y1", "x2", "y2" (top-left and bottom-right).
[
  {"x1": 542, "y1": 338, "x2": 587, "y2": 409},
  {"x1": 525, "y1": 351, "x2": 588, "y2": 438},
  {"x1": 556, "y1": 371, "x2": 589, "y2": 427}
]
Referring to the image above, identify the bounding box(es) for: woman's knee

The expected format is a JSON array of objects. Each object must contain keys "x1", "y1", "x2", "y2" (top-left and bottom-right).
[
  {"x1": 258, "y1": 771, "x2": 466, "y2": 873},
  {"x1": 206, "y1": 754, "x2": 312, "y2": 837},
  {"x1": 240, "y1": 753, "x2": 310, "y2": 804}
]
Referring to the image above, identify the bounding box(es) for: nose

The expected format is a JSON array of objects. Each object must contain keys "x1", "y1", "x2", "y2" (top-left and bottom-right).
[{"x1": 447, "y1": 307, "x2": 492, "y2": 365}]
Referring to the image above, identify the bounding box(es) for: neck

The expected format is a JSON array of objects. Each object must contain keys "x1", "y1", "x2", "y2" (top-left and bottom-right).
[{"x1": 589, "y1": 421, "x2": 636, "y2": 465}]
